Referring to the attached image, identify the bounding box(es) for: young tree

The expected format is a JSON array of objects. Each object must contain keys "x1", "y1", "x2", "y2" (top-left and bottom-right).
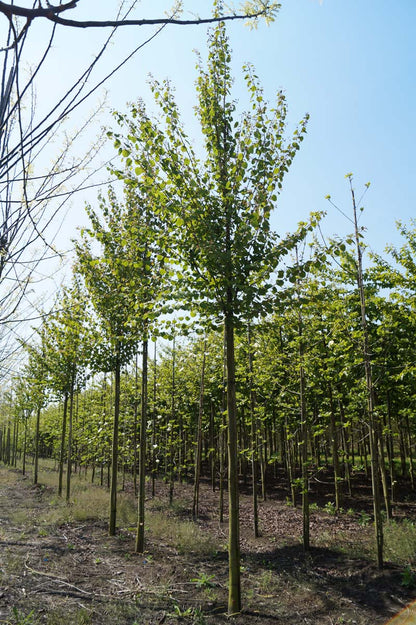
[
  {"x1": 75, "y1": 185, "x2": 166, "y2": 538},
  {"x1": 40, "y1": 283, "x2": 88, "y2": 500},
  {"x1": 75, "y1": 188, "x2": 142, "y2": 535},
  {"x1": 22, "y1": 334, "x2": 48, "y2": 484},
  {"x1": 111, "y1": 21, "x2": 308, "y2": 613},
  {"x1": 327, "y1": 176, "x2": 384, "y2": 567}
]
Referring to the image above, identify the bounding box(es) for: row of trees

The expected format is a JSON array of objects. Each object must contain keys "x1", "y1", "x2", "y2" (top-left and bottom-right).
[{"x1": 1, "y1": 20, "x2": 416, "y2": 614}]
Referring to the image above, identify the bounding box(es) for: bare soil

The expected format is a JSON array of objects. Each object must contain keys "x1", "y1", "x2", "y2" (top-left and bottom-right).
[{"x1": 1, "y1": 464, "x2": 416, "y2": 625}]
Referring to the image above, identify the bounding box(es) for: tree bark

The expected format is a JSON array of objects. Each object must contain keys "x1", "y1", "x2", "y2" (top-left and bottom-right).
[
  {"x1": 225, "y1": 310, "x2": 241, "y2": 614},
  {"x1": 109, "y1": 349, "x2": 121, "y2": 536},
  {"x1": 193, "y1": 339, "x2": 206, "y2": 519},
  {"x1": 136, "y1": 338, "x2": 148, "y2": 553}
]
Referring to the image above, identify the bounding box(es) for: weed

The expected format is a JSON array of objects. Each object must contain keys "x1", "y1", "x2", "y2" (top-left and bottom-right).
[
  {"x1": 171, "y1": 604, "x2": 194, "y2": 618},
  {"x1": 309, "y1": 502, "x2": 320, "y2": 511},
  {"x1": 169, "y1": 604, "x2": 206, "y2": 623},
  {"x1": 358, "y1": 511, "x2": 371, "y2": 527},
  {"x1": 7, "y1": 607, "x2": 36, "y2": 625},
  {"x1": 333, "y1": 615, "x2": 358, "y2": 624},
  {"x1": 191, "y1": 572, "x2": 215, "y2": 588},
  {"x1": 201, "y1": 586, "x2": 219, "y2": 603},
  {"x1": 324, "y1": 501, "x2": 336, "y2": 515}
]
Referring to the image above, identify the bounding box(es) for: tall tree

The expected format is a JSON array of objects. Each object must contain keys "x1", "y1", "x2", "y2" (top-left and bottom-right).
[{"x1": 111, "y1": 21, "x2": 308, "y2": 613}]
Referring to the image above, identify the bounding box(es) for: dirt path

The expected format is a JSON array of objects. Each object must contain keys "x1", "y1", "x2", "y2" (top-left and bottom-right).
[{"x1": 1, "y1": 465, "x2": 415, "y2": 625}]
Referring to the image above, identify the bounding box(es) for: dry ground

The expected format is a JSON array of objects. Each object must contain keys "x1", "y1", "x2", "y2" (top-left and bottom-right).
[{"x1": 1, "y1": 463, "x2": 416, "y2": 625}]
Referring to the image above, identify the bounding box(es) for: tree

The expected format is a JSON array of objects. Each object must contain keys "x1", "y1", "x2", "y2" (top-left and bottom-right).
[
  {"x1": 327, "y1": 176, "x2": 384, "y2": 568},
  {"x1": 21, "y1": 333, "x2": 48, "y2": 484},
  {"x1": 75, "y1": 188, "x2": 143, "y2": 535},
  {"x1": 40, "y1": 282, "x2": 88, "y2": 499},
  {"x1": 111, "y1": 21, "x2": 307, "y2": 613}
]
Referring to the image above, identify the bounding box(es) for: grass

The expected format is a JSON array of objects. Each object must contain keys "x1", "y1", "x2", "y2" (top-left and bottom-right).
[
  {"x1": 4, "y1": 459, "x2": 219, "y2": 559},
  {"x1": 384, "y1": 519, "x2": 416, "y2": 566},
  {"x1": 148, "y1": 511, "x2": 219, "y2": 556}
]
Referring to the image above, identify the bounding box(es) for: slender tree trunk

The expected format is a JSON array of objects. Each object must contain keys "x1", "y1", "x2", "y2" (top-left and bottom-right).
[
  {"x1": 385, "y1": 393, "x2": 396, "y2": 504},
  {"x1": 300, "y1": 364, "x2": 309, "y2": 551},
  {"x1": 259, "y1": 418, "x2": 267, "y2": 501},
  {"x1": 286, "y1": 417, "x2": 296, "y2": 507},
  {"x1": 405, "y1": 414, "x2": 415, "y2": 489},
  {"x1": 133, "y1": 350, "x2": 139, "y2": 497},
  {"x1": 12, "y1": 418, "x2": 18, "y2": 467},
  {"x1": 66, "y1": 369, "x2": 76, "y2": 502},
  {"x1": 350, "y1": 179, "x2": 383, "y2": 567},
  {"x1": 219, "y1": 326, "x2": 227, "y2": 523},
  {"x1": 136, "y1": 339, "x2": 148, "y2": 553},
  {"x1": 5, "y1": 425, "x2": 11, "y2": 465},
  {"x1": 327, "y1": 384, "x2": 341, "y2": 510},
  {"x1": 193, "y1": 339, "x2": 206, "y2": 519},
  {"x1": 33, "y1": 406, "x2": 41, "y2": 485},
  {"x1": 247, "y1": 325, "x2": 259, "y2": 538},
  {"x1": 210, "y1": 399, "x2": 216, "y2": 491},
  {"x1": 219, "y1": 409, "x2": 226, "y2": 524},
  {"x1": 151, "y1": 341, "x2": 157, "y2": 497},
  {"x1": 109, "y1": 350, "x2": 121, "y2": 536},
  {"x1": 58, "y1": 393, "x2": 69, "y2": 497},
  {"x1": 169, "y1": 336, "x2": 176, "y2": 506},
  {"x1": 22, "y1": 417, "x2": 28, "y2": 476},
  {"x1": 377, "y1": 428, "x2": 392, "y2": 519},
  {"x1": 225, "y1": 310, "x2": 241, "y2": 614}
]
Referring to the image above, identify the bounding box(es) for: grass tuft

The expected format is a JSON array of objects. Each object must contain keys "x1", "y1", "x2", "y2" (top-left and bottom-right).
[{"x1": 148, "y1": 511, "x2": 218, "y2": 556}]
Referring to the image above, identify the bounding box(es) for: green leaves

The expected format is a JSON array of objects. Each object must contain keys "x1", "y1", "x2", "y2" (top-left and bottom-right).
[{"x1": 111, "y1": 22, "x2": 308, "y2": 329}]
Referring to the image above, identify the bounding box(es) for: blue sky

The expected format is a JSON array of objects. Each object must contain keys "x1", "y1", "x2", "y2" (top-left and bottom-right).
[{"x1": 19, "y1": 0, "x2": 416, "y2": 259}]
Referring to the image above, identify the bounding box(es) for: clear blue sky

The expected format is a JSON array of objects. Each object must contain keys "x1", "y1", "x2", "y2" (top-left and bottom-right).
[{"x1": 20, "y1": 0, "x2": 416, "y2": 260}]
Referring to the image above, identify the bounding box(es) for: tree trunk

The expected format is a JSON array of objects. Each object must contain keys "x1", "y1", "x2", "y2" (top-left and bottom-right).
[
  {"x1": 247, "y1": 325, "x2": 259, "y2": 538},
  {"x1": 350, "y1": 179, "x2": 383, "y2": 568},
  {"x1": 151, "y1": 341, "x2": 157, "y2": 497},
  {"x1": 136, "y1": 339, "x2": 148, "y2": 553},
  {"x1": 22, "y1": 417, "x2": 28, "y2": 476},
  {"x1": 33, "y1": 406, "x2": 41, "y2": 485},
  {"x1": 133, "y1": 350, "x2": 139, "y2": 497},
  {"x1": 328, "y1": 384, "x2": 341, "y2": 511},
  {"x1": 193, "y1": 339, "x2": 206, "y2": 519},
  {"x1": 58, "y1": 392, "x2": 68, "y2": 497},
  {"x1": 109, "y1": 350, "x2": 121, "y2": 536},
  {"x1": 66, "y1": 369, "x2": 76, "y2": 502},
  {"x1": 225, "y1": 310, "x2": 241, "y2": 614}
]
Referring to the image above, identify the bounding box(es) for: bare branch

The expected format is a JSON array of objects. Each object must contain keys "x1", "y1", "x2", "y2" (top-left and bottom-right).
[{"x1": 0, "y1": 1, "x2": 275, "y2": 30}]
